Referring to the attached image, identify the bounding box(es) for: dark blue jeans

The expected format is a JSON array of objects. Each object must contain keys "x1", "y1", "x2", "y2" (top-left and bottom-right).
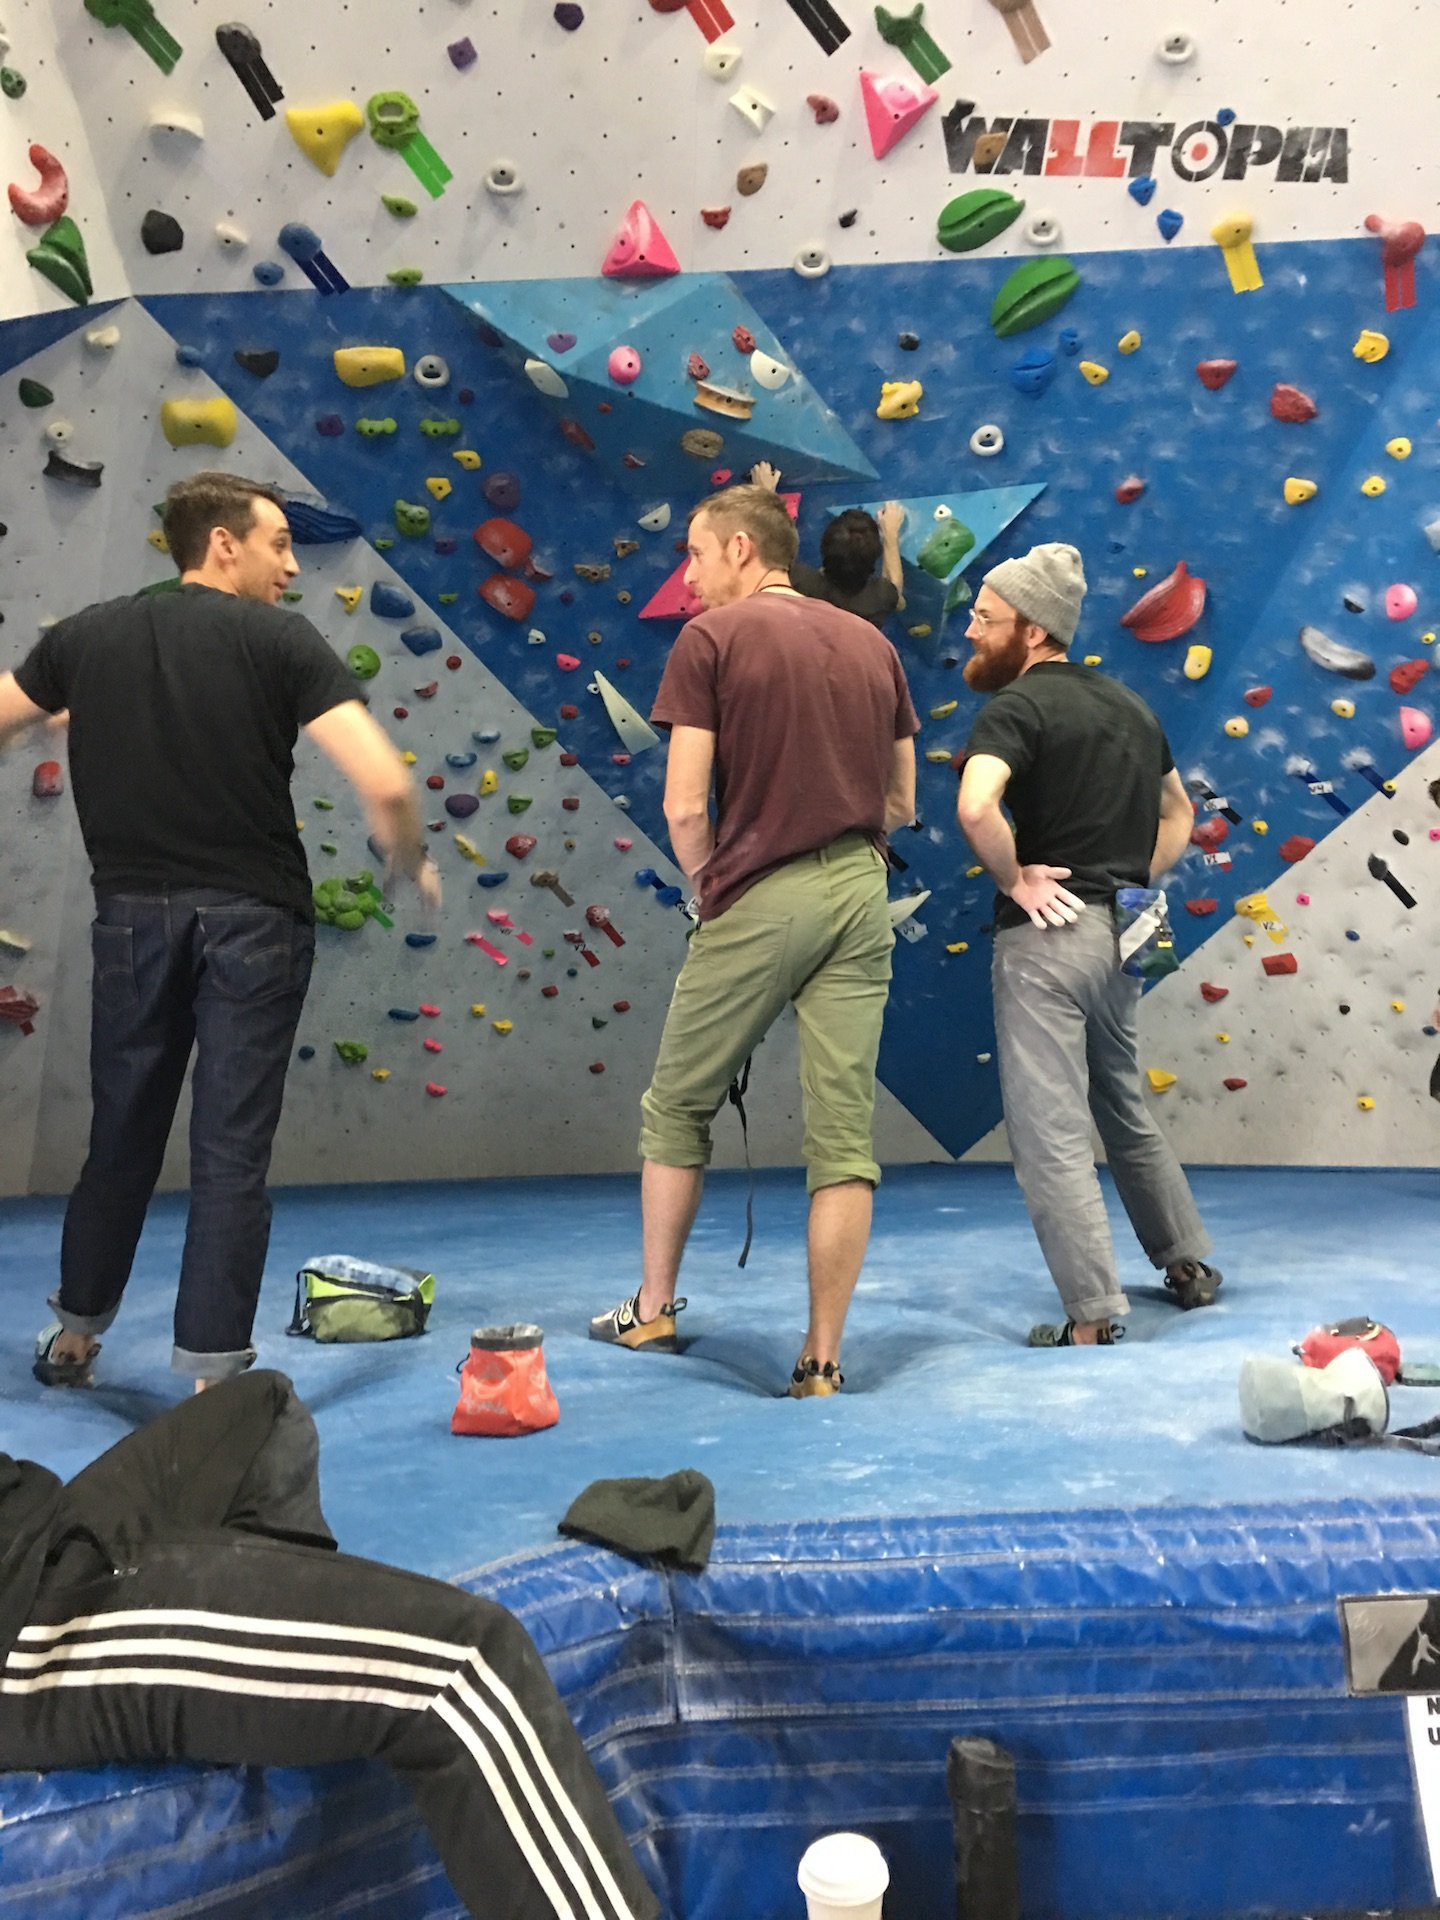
[{"x1": 55, "y1": 891, "x2": 314, "y2": 1377}]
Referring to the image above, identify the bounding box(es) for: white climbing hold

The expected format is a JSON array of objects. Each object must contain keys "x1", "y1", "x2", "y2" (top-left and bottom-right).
[
  {"x1": 703, "y1": 42, "x2": 742, "y2": 80},
  {"x1": 749, "y1": 350, "x2": 790, "y2": 391},
  {"x1": 638, "y1": 503, "x2": 672, "y2": 531},
  {"x1": 44, "y1": 418, "x2": 73, "y2": 445},
  {"x1": 215, "y1": 221, "x2": 249, "y2": 251},
  {"x1": 523, "y1": 358, "x2": 568, "y2": 398},
  {"x1": 84, "y1": 324, "x2": 120, "y2": 352},
  {"x1": 484, "y1": 159, "x2": 523, "y2": 196},
  {"x1": 729, "y1": 83, "x2": 774, "y2": 132},
  {"x1": 1157, "y1": 29, "x2": 1196, "y2": 63},
  {"x1": 148, "y1": 108, "x2": 205, "y2": 144},
  {"x1": 1023, "y1": 210, "x2": 1062, "y2": 248},
  {"x1": 793, "y1": 243, "x2": 831, "y2": 279},
  {"x1": 969, "y1": 423, "x2": 1005, "y2": 457}
]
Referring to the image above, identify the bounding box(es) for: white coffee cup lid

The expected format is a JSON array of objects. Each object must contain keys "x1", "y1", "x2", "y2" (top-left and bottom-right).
[{"x1": 797, "y1": 1831, "x2": 890, "y2": 1904}]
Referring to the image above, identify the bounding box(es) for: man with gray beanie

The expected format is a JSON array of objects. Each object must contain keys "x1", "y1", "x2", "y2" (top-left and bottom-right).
[{"x1": 955, "y1": 543, "x2": 1221, "y2": 1347}]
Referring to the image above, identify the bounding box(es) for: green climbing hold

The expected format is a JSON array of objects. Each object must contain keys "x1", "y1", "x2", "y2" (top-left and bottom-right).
[
  {"x1": 937, "y1": 187, "x2": 1024, "y2": 254},
  {"x1": 1, "y1": 68, "x2": 26, "y2": 100},
  {"x1": 394, "y1": 500, "x2": 431, "y2": 537},
  {"x1": 26, "y1": 216, "x2": 93, "y2": 306},
  {"x1": 334, "y1": 1038, "x2": 370, "y2": 1064},
  {"x1": 990, "y1": 257, "x2": 1081, "y2": 338},
  {"x1": 319, "y1": 841, "x2": 338, "y2": 855},
  {"x1": 367, "y1": 90, "x2": 421, "y2": 151},
  {"x1": 507, "y1": 795, "x2": 533, "y2": 815},
  {"x1": 387, "y1": 266, "x2": 424, "y2": 287},
  {"x1": 917, "y1": 519, "x2": 976, "y2": 579},
  {"x1": 382, "y1": 193, "x2": 417, "y2": 217},
  {"x1": 419, "y1": 416, "x2": 461, "y2": 438},
  {"x1": 502, "y1": 747, "x2": 530, "y2": 771},
  {"x1": 530, "y1": 726, "x2": 558, "y2": 749},
  {"x1": 355, "y1": 417, "x2": 398, "y2": 438},
  {"x1": 438, "y1": 592, "x2": 459, "y2": 605},
  {"x1": 347, "y1": 644, "x2": 382, "y2": 679},
  {"x1": 281, "y1": 589, "x2": 303, "y2": 603},
  {"x1": 313, "y1": 797, "x2": 336, "y2": 810},
  {"x1": 314, "y1": 870, "x2": 389, "y2": 930},
  {"x1": 373, "y1": 537, "x2": 395, "y2": 550},
  {"x1": 18, "y1": 379, "x2": 53, "y2": 409}
]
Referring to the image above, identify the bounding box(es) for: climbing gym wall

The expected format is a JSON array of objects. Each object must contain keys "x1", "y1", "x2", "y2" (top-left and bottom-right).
[{"x1": 1, "y1": 0, "x2": 1438, "y2": 1194}]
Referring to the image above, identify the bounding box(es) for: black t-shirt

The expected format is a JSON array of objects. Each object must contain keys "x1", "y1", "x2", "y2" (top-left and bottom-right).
[
  {"x1": 791, "y1": 562, "x2": 899, "y2": 630},
  {"x1": 15, "y1": 584, "x2": 359, "y2": 920},
  {"x1": 963, "y1": 661, "x2": 1174, "y2": 932}
]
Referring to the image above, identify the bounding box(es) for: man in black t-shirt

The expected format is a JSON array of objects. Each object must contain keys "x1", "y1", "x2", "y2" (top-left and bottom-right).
[
  {"x1": 955, "y1": 542, "x2": 1221, "y2": 1347},
  {"x1": 0, "y1": 472, "x2": 440, "y2": 1391},
  {"x1": 750, "y1": 462, "x2": 904, "y2": 628}
]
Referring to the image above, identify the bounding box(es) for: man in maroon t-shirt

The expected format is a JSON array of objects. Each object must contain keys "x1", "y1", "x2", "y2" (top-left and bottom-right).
[{"x1": 589, "y1": 486, "x2": 919, "y2": 1397}]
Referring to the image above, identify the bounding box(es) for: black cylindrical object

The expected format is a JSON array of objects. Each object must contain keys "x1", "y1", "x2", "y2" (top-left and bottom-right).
[{"x1": 947, "y1": 1735, "x2": 1020, "y2": 1920}]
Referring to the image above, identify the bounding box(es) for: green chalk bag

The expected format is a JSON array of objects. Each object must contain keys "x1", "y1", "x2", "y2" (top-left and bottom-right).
[{"x1": 287, "y1": 1255, "x2": 435, "y2": 1343}]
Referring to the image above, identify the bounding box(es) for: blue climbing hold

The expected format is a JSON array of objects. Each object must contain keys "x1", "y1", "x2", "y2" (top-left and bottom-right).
[
  {"x1": 1128, "y1": 175, "x2": 1156, "y2": 206},
  {"x1": 175, "y1": 344, "x2": 204, "y2": 367},
  {"x1": 1215, "y1": 107, "x2": 1236, "y2": 127},
  {"x1": 1010, "y1": 347, "x2": 1057, "y2": 397},
  {"x1": 370, "y1": 581, "x2": 416, "y2": 620},
  {"x1": 1058, "y1": 328, "x2": 1081, "y2": 357},
  {"x1": 297, "y1": 1044, "x2": 316, "y2": 1060},
  {"x1": 388, "y1": 1007, "x2": 421, "y2": 1021},
  {"x1": 278, "y1": 221, "x2": 323, "y2": 263},
  {"x1": 634, "y1": 867, "x2": 659, "y2": 887},
  {"x1": 1156, "y1": 208, "x2": 1184, "y2": 242},
  {"x1": 283, "y1": 497, "x2": 364, "y2": 544},
  {"x1": 472, "y1": 728, "x2": 502, "y2": 745},
  {"x1": 476, "y1": 870, "x2": 509, "y2": 889},
  {"x1": 656, "y1": 885, "x2": 685, "y2": 908},
  {"x1": 404, "y1": 932, "x2": 438, "y2": 947},
  {"x1": 446, "y1": 751, "x2": 478, "y2": 769},
  {"x1": 401, "y1": 626, "x2": 442, "y2": 657},
  {"x1": 1345, "y1": 929, "x2": 1360, "y2": 942},
  {"x1": 253, "y1": 260, "x2": 285, "y2": 287}
]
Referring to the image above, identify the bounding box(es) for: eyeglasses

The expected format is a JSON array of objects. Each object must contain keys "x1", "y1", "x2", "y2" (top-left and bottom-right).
[{"x1": 968, "y1": 608, "x2": 1011, "y2": 630}]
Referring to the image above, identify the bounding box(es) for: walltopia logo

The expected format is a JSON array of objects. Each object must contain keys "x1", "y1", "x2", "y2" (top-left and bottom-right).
[{"x1": 942, "y1": 107, "x2": 1349, "y2": 184}]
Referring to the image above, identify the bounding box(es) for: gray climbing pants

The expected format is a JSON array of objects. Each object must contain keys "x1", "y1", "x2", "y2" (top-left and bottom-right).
[{"x1": 992, "y1": 909, "x2": 1211, "y2": 1325}]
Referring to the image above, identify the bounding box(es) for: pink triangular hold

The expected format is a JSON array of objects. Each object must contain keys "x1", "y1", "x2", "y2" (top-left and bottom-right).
[
  {"x1": 640, "y1": 494, "x2": 800, "y2": 621},
  {"x1": 859, "y1": 70, "x2": 938, "y2": 159},
  {"x1": 602, "y1": 200, "x2": 681, "y2": 279}
]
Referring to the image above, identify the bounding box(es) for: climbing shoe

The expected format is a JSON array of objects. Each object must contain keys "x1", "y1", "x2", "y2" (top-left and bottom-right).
[
  {"x1": 33, "y1": 1323, "x2": 99, "y2": 1387},
  {"x1": 1027, "y1": 1319, "x2": 1124, "y2": 1348},
  {"x1": 1164, "y1": 1260, "x2": 1223, "y2": 1311},
  {"x1": 787, "y1": 1355, "x2": 843, "y2": 1398},
  {"x1": 588, "y1": 1290, "x2": 685, "y2": 1352}
]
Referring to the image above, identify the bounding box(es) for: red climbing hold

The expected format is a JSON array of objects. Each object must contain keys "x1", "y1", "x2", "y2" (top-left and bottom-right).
[
  {"x1": 562, "y1": 796, "x2": 580, "y2": 811},
  {"x1": 687, "y1": 351, "x2": 710, "y2": 381},
  {"x1": 31, "y1": 761, "x2": 63, "y2": 798},
  {"x1": 601, "y1": 200, "x2": 680, "y2": 279},
  {"x1": 1114, "y1": 475, "x2": 1145, "y2": 504},
  {"x1": 505, "y1": 834, "x2": 537, "y2": 860},
  {"x1": 559, "y1": 752, "x2": 579, "y2": 767},
  {"x1": 423, "y1": 1037, "x2": 443, "y2": 1053},
  {"x1": 1262, "y1": 953, "x2": 1299, "y2": 976},
  {"x1": 1190, "y1": 817, "x2": 1229, "y2": 851},
  {"x1": 556, "y1": 653, "x2": 581, "y2": 671},
  {"x1": 542, "y1": 984, "x2": 559, "y2": 997},
  {"x1": 700, "y1": 207, "x2": 731, "y2": 230},
  {"x1": 807, "y1": 93, "x2": 840, "y2": 124},
  {"x1": 426, "y1": 774, "x2": 445, "y2": 791},
  {"x1": 447, "y1": 655, "x2": 462, "y2": 670},
  {"x1": 733, "y1": 325, "x2": 756, "y2": 353},
  {"x1": 1120, "y1": 560, "x2": 1207, "y2": 643},
  {"x1": 1199, "y1": 982, "x2": 1229, "y2": 1002},
  {"x1": 559, "y1": 417, "x2": 596, "y2": 452},
  {"x1": 588, "y1": 1061, "x2": 606, "y2": 1074},
  {"x1": 475, "y1": 518, "x2": 533, "y2": 570},
  {"x1": 419, "y1": 1003, "x2": 441, "y2": 1016},
  {"x1": 478, "y1": 575, "x2": 536, "y2": 621},
  {"x1": 1278, "y1": 834, "x2": 1315, "y2": 863},
  {"x1": 1186, "y1": 898, "x2": 1219, "y2": 916},
  {"x1": 1389, "y1": 659, "x2": 1429, "y2": 695},
  {"x1": 1243, "y1": 685, "x2": 1272, "y2": 707},
  {"x1": 1195, "y1": 359, "x2": 1237, "y2": 390},
  {"x1": 0, "y1": 986, "x2": 40, "y2": 1035},
  {"x1": 1222, "y1": 1077, "x2": 1248, "y2": 1091},
  {"x1": 1270, "y1": 383, "x2": 1318, "y2": 423},
  {"x1": 559, "y1": 704, "x2": 579, "y2": 720},
  {"x1": 612, "y1": 1000, "x2": 630, "y2": 1012},
  {"x1": 8, "y1": 144, "x2": 69, "y2": 227},
  {"x1": 425, "y1": 1081, "x2": 448, "y2": 1097}
]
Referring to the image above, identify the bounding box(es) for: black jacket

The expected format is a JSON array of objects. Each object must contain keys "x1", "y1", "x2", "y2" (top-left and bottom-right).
[{"x1": 0, "y1": 1456, "x2": 64, "y2": 1662}]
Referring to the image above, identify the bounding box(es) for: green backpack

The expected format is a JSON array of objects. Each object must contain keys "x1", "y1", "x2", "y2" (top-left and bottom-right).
[{"x1": 288, "y1": 1255, "x2": 435, "y2": 1343}]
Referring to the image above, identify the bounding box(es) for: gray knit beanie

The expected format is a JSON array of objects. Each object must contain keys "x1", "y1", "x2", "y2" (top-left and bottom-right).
[{"x1": 981, "y1": 542, "x2": 1087, "y2": 647}]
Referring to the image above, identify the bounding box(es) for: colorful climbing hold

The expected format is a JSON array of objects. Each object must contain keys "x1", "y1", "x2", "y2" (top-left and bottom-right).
[
  {"x1": 989, "y1": 256, "x2": 1080, "y2": 338},
  {"x1": 1353, "y1": 329, "x2": 1390, "y2": 363},
  {"x1": 602, "y1": 200, "x2": 680, "y2": 278},
  {"x1": 936, "y1": 187, "x2": 1023, "y2": 253},
  {"x1": 876, "y1": 379, "x2": 923, "y2": 420},
  {"x1": 1120, "y1": 560, "x2": 1206, "y2": 643},
  {"x1": 1283, "y1": 478, "x2": 1317, "y2": 505}
]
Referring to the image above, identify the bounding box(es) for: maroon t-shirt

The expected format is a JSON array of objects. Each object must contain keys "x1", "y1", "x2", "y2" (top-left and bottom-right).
[{"x1": 650, "y1": 590, "x2": 920, "y2": 920}]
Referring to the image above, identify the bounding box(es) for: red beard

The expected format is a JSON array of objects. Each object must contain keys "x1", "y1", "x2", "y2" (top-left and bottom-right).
[{"x1": 963, "y1": 626, "x2": 1030, "y2": 692}]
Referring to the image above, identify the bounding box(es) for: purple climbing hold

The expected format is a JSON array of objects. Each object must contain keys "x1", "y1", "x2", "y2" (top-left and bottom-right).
[
  {"x1": 445, "y1": 793, "x2": 481, "y2": 818},
  {"x1": 457, "y1": 387, "x2": 475, "y2": 404},
  {"x1": 1128, "y1": 175, "x2": 1156, "y2": 206},
  {"x1": 482, "y1": 471, "x2": 521, "y2": 511},
  {"x1": 554, "y1": 1, "x2": 584, "y2": 25},
  {"x1": 448, "y1": 36, "x2": 477, "y2": 68},
  {"x1": 315, "y1": 414, "x2": 345, "y2": 437},
  {"x1": 1157, "y1": 208, "x2": 1184, "y2": 242},
  {"x1": 547, "y1": 331, "x2": 577, "y2": 354},
  {"x1": 433, "y1": 536, "x2": 458, "y2": 555}
]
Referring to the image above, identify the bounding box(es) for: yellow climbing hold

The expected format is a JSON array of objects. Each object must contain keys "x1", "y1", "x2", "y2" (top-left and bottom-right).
[
  {"x1": 479, "y1": 769, "x2": 499, "y2": 796},
  {"x1": 147, "y1": 528, "x2": 169, "y2": 551},
  {"x1": 1082, "y1": 654, "x2": 1102, "y2": 667},
  {"x1": 335, "y1": 586, "x2": 363, "y2": 613},
  {"x1": 1356, "y1": 1095, "x2": 1375, "y2": 1110},
  {"x1": 1331, "y1": 698, "x2": 1355, "y2": 718},
  {"x1": 161, "y1": 394, "x2": 238, "y2": 448},
  {"x1": 371, "y1": 1068, "x2": 391, "y2": 1081},
  {"x1": 965, "y1": 864, "x2": 984, "y2": 879},
  {"x1": 930, "y1": 700, "x2": 958, "y2": 720},
  {"x1": 1353, "y1": 329, "x2": 1389, "y2": 362},
  {"x1": 1117, "y1": 330, "x2": 1141, "y2": 355},
  {"x1": 1184, "y1": 645, "x2": 1211, "y2": 680},
  {"x1": 425, "y1": 476, "x2": 453, "y2": 501},
  {"x1": 1386, "y1": 436, "x2": 1412, "y2": 459},
  {"x1": 1078, "y1": 360, "x2": 1109, "y2": 386},
  {"x1": 1235, "y1": 890, "x2": 1287, "y2": 944},
  {"x1": 1216, "y1": 1032, "x2": 1230, "y2": 1044},
  {"x1": 470, "y1": 1003, "x2": 486, "y2": 1017},
  {"x1": 1224, "y1": 716, "x2": 1249, "y2": 737},
  {"x1": 1253, "y1": 820, "x2": 1268, "y2": 834},
  {"x1": 1146, "y1": 1068, "x2": 1178, "y2": 1093},
  {"x1": 1132, "y1": 567, "x2": 1147, "y2": 578},
  {"x1": 1360, "y1": 474, "x2": 1387, "y2": 497},
  {"x1": 908, "y1": 623, "x2": 933, "y2": 638},
  {"x1": 400, "y1": 750, "x2": 418, "y2": 765},
  {"x1": 1423, "y1": 632, "x2": 1437, "y2": 647},
  {"x1": 492, "y1": 1019, "x2": 514, "y2": 1035},
  {"x1": 925, "y1": 748, "x2": 953, "y2": 764},
  {"x1": 876, "y1": 379, "x2": 923, "y2": 420},
  {"x1": 1283, "y1": 477, "x2": 1317, "y2": 504},
  {"x1": 945, "y1": 941, "x2": 969, "y2": 954},
  {"x1": 334, "y1": 345, "x2": 406, "y2": 388},
  {"x1": 1242, "y1": 933, "x2": 1255, "y2": 947},
  {"x1": 452, "y1": 449, "x2": 482, "y2": 469},
  {"x1": 453, "y1": 835, "x2": 485, "y2": 866},
  {"x1": 285, "y1": 100, "x2": 366, "y2": 176},
  {"x1": 1211, "y1": 210, "x2": 1262, "y2": 291},
  {"x1": 1392, "y1": 1000, "x2": 1406, "y2": 1013}
]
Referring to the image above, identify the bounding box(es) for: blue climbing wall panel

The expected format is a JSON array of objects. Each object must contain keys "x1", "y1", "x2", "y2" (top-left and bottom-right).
[{"x1": 139, "y1": 233, "x2": 1438, "y2": 1158}]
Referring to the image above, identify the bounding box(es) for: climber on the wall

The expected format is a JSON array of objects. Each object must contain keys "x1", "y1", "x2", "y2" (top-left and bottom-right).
[
  {"x1": 954, "y1": 541, "x2": 1224, "y2": 1347},
  {"x1": 0, "y1": 471, "x2": 440, "y2": 1394},
  {"x1": 749, "y1": 461, "x2": 905, "y2": 628}
]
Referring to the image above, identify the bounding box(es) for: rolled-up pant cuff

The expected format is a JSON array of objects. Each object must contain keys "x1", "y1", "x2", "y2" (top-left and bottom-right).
[
  {"x1": 805, "y1": 1161, "x2": 881, "y2": 1195},
  {"x1": 1060, "y1": 1290, "x2": 1131, "y2": 1324},
  {"x1": 48, "y1": 1291, "x2": 122, "y2": 1338},
  {"x1": 172, "y1": 1344, "x2": 258, "y2": 1380},
  {"x1": 637, "y1": 1124, "x2": 713, "y2": 1169},
  {"x1": 1148, "y1": 1237, "x2": 1213, "y2": 1272}
]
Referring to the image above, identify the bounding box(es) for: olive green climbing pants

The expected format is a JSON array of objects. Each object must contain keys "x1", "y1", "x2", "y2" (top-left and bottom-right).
[{"x1": 640, "y1": 833, "x2": 894, "y2": 1192}]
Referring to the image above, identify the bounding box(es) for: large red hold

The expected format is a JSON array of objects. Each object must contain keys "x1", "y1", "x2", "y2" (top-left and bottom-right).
[
  {"x1": 1389, "y1": 659, "x2": 1428, "y2": 696},
  {"x1": 1278, "y1": 835, "x2": 1315, "y2": 863},
  {"x1": 1262, "y1": 953, "x2": 1299, "y2": 976},
  {"x1": 1270, "y1": 382, "x2": 1318, "y2": 422},
  {"x1": 31, "y1": 760, "x2": 63, "y2": 798},
  {"x1": 1200, "y1": 982, "x2": 1229, "y2": 1002},
  {"x1": 477, "y1": 575, "x2": 536, "y2": 622},
  {"x1": 1120, "y1": 560, "x2": 1207, "y2": 643},
  {"x1": 474, "y1": 518, "x2": 533, "y2": 570},
  {"x1": 1195, "y1": 359, "x2": 1237, "y2": 390},
  {"x1": 0, "y1": 985, "x2": 39, "y2": 1035},
  {"x1": 1190, "y1": 816, "x2": 1229, "y2": 851}
]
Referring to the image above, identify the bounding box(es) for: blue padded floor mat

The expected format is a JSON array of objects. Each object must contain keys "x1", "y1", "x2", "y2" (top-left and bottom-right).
[{"x1": 3, "y1": 1164, "x2": 1440, "y2": 1919}]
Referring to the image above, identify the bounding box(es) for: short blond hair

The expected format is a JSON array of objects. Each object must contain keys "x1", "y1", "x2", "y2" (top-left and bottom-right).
[{"x1": 689, "y1": 485, "x2": 799, "y2": 570}]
